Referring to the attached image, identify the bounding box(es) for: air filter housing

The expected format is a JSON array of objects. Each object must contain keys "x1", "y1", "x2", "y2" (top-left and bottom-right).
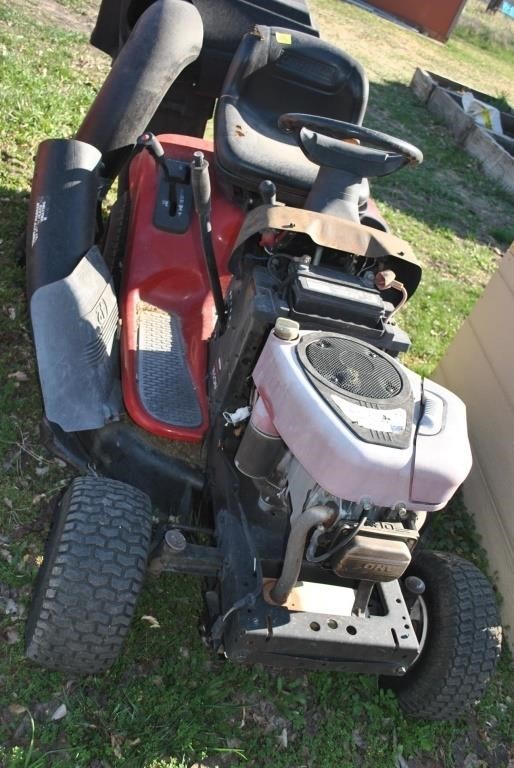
[{"x1": 297, "y1": 333, "x2": 413, "y2": 448}]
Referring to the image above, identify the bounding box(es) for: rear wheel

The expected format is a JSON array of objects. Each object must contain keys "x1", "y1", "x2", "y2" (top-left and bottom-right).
[
  {"x1": 25, "y1": 476, "x2": 152, "y2": 675},
  {"x1": 383, "y1": 550, "x2": 502, "y2": 720}
]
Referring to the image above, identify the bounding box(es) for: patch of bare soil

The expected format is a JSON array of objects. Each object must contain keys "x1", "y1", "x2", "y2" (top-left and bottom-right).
[
  {"x1": 9, "y1": 0, "x2": 98, "y2": 36},
  {"x1": 432, "y1": 169, "x2": 499, "y2": 226}
]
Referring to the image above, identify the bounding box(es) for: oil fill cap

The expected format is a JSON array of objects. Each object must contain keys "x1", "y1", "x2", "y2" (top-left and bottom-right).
[{"x1": 274, "y1": 317, "x2": 300, "y2": 341}]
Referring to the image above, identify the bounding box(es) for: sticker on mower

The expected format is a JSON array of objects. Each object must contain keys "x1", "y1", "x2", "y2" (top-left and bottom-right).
[
  {"x1": 331, "y1": 394, "x2": 407, "y2": 434},
  {"x1": 31, "y1": 196, "x2": 49, "y2": 247},
  {"x1": 275, "y1": 32, "x2": 292, "y2": 44}
]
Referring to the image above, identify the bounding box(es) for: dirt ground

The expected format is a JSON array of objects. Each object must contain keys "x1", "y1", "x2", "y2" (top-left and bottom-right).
[
  {"x1": 10, "y1": 0, "x2": 97, "y2": 34},
  {"x1": 312, "y1": 0, "x2": 514, "y2": 103},
  {"x1": 13, "y1": 0, "x2": 514, "y2": 107}
]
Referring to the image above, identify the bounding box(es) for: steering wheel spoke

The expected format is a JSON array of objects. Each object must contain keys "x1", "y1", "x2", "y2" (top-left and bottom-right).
[{"x1": 279, "y1": 112, "x2": 423, "y2": 179}]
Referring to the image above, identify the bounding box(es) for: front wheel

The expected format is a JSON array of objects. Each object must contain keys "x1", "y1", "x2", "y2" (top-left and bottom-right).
[
  {"x1": 382, "y1": 550, "x2": 502, "y2": 720},
  {"x1": 25, "y1": 476, "x2": 152, "y2": 675}
]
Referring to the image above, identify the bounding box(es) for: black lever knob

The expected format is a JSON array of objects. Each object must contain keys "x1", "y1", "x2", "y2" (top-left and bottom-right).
[
  {"x1": 136, "y1": 131, "x2": 173, "y2": 183},
  {"x1": 259, "y1": 179, "x2": 277, "y2": 206}
]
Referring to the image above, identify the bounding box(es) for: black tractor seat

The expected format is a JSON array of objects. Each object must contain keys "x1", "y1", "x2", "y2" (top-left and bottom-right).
[{"x1": 214, "y1": 25, "x2": 369, "y2": 206}]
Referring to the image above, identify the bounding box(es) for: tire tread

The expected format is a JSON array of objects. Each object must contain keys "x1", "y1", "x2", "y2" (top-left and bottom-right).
[
  {"x1": 389, "y1": 550, "x2": 502, "y2": 720},
  {"x1": 25, "y1": 476, "x2": 151, "y2": 675}
]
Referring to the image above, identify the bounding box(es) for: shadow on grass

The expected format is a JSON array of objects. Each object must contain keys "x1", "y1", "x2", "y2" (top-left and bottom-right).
[
  {"x1": 0, "y1": 186, "x2": 29, "y2": 267},
  {"x1": 363, "y1": 79, "x2": 514, "y2": 249}
]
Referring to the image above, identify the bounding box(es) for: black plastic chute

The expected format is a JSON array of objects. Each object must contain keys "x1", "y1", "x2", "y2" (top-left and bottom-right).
[
  {"x1": 26, "y1": 138, "x2": 101, "y2": 299},
  {"x1": 77, "y1": 0, "x2": 204, "y2": 179}
]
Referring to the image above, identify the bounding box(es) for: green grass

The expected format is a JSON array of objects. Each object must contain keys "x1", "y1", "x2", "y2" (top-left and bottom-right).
[
  {"x1": 361, "y1": 80, "x2": 507, "y2": 373},
  {"x1": 55, "y1": 0, "x2": 91, "y2": 9},
  {"x1": 454, "y1": 0, "x2": 514, "y2": 53},
  {"x1": 312, "y1": 0, "x2": 514, "y2": 96},
  {"x1": 1, "y1": 1, "x2": 513, "y2": 766}
]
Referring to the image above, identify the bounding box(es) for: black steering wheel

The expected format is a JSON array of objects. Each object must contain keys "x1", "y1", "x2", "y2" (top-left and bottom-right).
[{"x1": 279, "y1": 113, "x2": 423, "y2": 179}]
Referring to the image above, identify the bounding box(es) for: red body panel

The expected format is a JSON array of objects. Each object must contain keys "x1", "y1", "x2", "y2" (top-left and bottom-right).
[{"x1": 121, "y1": 135, "x2": 246, "y2": 442}]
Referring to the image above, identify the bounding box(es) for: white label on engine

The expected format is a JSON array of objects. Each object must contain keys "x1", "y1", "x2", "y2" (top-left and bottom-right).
[{"x1": 331, "y1": 394, "x2": 406, "y2": 433}]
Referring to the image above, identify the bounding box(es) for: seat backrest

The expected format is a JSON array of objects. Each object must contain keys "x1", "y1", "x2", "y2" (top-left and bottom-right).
[{"x1": 221, "y1": 26, "x2": 368, "y2": 127}]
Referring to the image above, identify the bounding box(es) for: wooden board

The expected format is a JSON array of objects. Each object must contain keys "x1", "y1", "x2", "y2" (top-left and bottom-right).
[{"x1": 435, "y1": 252, "x2": 514, "y2": 651}]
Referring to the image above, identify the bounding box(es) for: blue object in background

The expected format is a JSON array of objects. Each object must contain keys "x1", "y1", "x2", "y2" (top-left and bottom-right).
[{"x1": 501, "y1": 1, "x2": 514, "y2": 19}]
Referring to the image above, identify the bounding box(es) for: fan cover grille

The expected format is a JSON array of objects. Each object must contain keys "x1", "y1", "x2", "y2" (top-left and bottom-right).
[{"x1": 305, "y1": 336, "x2": 402, "y2": 400}]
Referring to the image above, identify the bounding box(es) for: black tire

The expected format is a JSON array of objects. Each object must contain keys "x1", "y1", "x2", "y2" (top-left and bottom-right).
[
  {"x1": 383, "y1": 550, "x2": 502, "y2": 720},
  {"x1": 25, "y1": 476, "x2": 152, "y2": 675}
]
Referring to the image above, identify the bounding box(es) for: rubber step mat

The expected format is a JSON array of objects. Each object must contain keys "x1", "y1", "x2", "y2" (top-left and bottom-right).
[{"x1": 136, "y1": 305, "x2": 202, "y2": 428}]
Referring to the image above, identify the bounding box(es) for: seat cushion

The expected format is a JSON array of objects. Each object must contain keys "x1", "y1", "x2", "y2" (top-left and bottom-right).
[
  {"x1": 215, "y1": 101, "x2": 320, "y2": 203},
  {"x1": 216, "y1": 102, "x2": 371, "y2": 210}
]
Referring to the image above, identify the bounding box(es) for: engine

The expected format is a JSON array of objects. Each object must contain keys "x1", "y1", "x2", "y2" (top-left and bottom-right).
[
  {"x1": 234, "y1": 322, "x2": 472, "y2": 583},
  {"x1": 209, "y1": 204, "x2": 472, "y2": 587}
]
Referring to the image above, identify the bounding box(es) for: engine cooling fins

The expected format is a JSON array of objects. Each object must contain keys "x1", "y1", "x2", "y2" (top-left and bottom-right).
[{"x1": 296, "y1": 332, "x2": 413, "y2": 449}]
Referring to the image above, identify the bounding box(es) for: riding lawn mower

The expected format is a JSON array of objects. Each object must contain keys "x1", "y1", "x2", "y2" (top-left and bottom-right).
[{"x1": 23, "y1": 0, "x2": 502, "y2": 720}]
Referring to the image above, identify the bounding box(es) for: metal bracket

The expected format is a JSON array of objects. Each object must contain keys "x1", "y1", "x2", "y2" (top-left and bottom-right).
[{"x1": 149, "y1": 531, "x2": 223, "y2": 577}]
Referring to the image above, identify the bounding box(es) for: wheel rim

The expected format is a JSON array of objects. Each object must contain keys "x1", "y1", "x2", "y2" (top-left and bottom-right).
[{"x1": 409, "y1": 595, "x2": 429, "y2": 666}]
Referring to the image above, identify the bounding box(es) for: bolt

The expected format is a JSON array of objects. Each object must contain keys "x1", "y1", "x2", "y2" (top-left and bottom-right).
[
  {"x1": 396, "y1": 666, "x2": 407, "y2": 675},
  {"x1": 405, "y1": 575, "x2": 426, "y2": 595},
  {"x1": 164, "y1": 529, "x2": 187, "y2": 552},
  {"x1": 193, "y1": 150, "x2": 205, "y2": 168},
  {"x1": 396, "y1": 503, "x2": 408, "y2": 519}
]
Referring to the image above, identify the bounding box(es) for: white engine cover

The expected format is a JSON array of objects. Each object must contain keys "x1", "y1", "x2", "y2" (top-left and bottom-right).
[{"x1": 252, "y1": 329, "x2": 472, "y2": 512}]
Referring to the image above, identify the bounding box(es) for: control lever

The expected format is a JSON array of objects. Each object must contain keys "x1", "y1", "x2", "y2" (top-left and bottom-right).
[
  {"x1": 191, "y1": 151, "x2": 226, "y2": 333},
  {"x1": 136, "y1": 131, "x2": 173, "y2": 183},
  {"x1": 259, "y1": 179, "x2": 277, "y2": 206}
]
